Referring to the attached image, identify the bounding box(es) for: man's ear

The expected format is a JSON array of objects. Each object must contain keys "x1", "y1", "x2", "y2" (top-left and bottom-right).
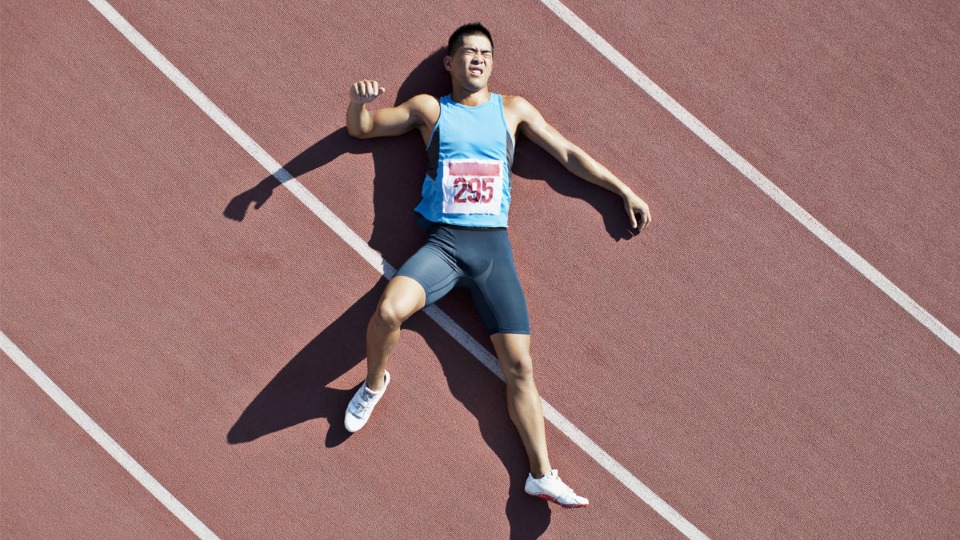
[{"x1": 443, "y1": 56, "x2": 452, "y2": 71}]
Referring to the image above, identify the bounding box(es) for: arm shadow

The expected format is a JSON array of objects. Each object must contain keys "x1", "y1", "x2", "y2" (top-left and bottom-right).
[
  {"x1": 512, "y1": 135, "x2": 641, "y2": 241},
  {"x1": 223, "y1": 48, "x2": 452, "y2": 265}
]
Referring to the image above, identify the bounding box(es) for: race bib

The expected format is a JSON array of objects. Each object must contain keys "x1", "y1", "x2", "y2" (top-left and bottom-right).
[{"x1": 441, "y1": 159, "x2": 504, "y2": 215}]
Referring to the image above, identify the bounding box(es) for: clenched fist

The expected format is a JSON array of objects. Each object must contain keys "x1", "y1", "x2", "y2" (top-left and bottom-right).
[{"x1": 350, "y1": 80, "x2": 386, "y2": 104}]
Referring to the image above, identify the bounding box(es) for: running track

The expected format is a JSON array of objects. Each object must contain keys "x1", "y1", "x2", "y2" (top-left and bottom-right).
[{"x1": 2, "y1": 1, "x2": 958, "y2": 538}]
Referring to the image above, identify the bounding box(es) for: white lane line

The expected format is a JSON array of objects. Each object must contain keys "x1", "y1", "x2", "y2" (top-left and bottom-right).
[
  {"x1": 84, "y1": 0, "x2": 709, "y2": 538},
  {"x1": 538, "y1": 0, "x2": 960, "y2": 356},
  {"x1": 0, "y1": 331, "x2": 220, "y2": 539}
]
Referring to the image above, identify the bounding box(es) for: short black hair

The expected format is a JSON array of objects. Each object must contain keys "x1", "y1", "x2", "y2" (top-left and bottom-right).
[{"x1": 447, "y1": 23, "x2": 494, "y2": 56}]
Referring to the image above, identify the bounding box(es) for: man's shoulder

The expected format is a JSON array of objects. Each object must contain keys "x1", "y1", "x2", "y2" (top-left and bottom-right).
[
  {"x1": 501, "y1": 94, "x2": 539, "y2": 123},
  {"x1": 404, "y1": 93, "x2": 441, "y2": 110},
  {"x1": 397, "y1": 94, "x2": 441, "y2": 125},
  {"x1": 501, "y1": 94, "x2": 529, "y2": 107}
]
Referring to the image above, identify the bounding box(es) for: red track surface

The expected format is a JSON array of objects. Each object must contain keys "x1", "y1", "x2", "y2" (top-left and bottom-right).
[{"x1": 3, "y1": 1, "x2": 957, "y2": 538}]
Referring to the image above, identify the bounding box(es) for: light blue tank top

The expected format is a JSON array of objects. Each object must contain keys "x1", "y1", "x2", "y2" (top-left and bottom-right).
[{"x1": 415, "y1": 93, "x2": 515, "y2": 228}]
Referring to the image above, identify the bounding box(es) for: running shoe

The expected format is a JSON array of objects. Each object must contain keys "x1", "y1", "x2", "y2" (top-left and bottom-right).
[
  {"x1": 344, "y1": 371, "x2": 390, "y2": 433},
  {"x1": 524, "y1": 469, "x2": 589, "y2": 508}
]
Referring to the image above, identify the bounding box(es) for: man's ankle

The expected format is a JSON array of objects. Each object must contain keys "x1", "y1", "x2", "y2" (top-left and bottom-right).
[
  {"x1": 531, "y1": 468, "x2": 552, "y2": 479},
  {"x1": 366, "y1": 373, "x2": 387, "y2": 392}
]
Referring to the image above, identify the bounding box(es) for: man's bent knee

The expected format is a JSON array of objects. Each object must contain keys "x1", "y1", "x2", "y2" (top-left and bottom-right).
[
  {"x1": 373, "y1": 276, "x2": 427, "y2": 330},
  {"x1": 373, "y1": 299, "x2": 410, "y2": 330}
]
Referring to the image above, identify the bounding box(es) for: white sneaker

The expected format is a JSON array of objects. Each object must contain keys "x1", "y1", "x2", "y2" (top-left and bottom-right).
[
  {"x1": 344, "y1": 371, "x2": 390, "y2": 433},
  {"x1": 524, "y1": 469, "x2": 589, "y2": 508}
]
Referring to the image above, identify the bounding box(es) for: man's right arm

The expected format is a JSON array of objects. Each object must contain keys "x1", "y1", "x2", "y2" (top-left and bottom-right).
[{"x1": 346, "y1": 80, "x2": 434, "y2": 139}]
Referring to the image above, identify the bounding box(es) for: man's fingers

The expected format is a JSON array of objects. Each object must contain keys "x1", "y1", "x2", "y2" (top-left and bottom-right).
[
  {"x1": 625, "y1": 198, "x2": 651, "y2": 232},
  {"x1": 358, "y1": 80, "x2": 372, "y2": 98},
  {"x1": 350, "y1": 80, "x2": 386, "y2": 102}
]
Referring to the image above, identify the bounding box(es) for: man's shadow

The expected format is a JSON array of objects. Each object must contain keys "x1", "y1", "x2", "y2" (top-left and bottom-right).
[{"x1": 224, "y1": 48, "x2": 638, "y2": 538}]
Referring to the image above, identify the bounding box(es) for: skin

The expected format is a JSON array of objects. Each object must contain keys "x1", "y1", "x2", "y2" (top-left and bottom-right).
[{"x1": 346, "y1": 33, "x2": 651, "y2": 478}]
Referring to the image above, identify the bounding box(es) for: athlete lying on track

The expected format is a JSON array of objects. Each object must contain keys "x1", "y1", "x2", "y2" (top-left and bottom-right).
[{"x1": 344, "y1": 22, "x2": 651, "y2": 508}]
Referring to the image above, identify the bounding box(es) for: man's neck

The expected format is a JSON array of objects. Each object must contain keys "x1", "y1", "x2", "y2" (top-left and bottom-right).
[{"x1": 451, "y1": 87, "x2": 491, "y2": 107}]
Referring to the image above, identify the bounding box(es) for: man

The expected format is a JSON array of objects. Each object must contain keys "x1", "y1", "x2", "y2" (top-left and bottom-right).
[{"x1": 344, "y1": 23, "x2": 650, "y2": 509}]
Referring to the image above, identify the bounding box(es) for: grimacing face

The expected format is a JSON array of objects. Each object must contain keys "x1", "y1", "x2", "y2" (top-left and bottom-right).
[{"x1": 445, "y1": 33, "x2": 494, "y2": 91}]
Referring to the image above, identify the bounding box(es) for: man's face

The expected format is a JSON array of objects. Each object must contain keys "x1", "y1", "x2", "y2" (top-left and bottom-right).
[{"x1": 445, "y1": 34, "x2": 494, "y2": 91}]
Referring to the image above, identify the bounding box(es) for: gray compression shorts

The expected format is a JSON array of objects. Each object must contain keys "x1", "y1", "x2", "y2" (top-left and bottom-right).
[{"x1": 396, "y1": 224, "x2": 530, "y2": 335}]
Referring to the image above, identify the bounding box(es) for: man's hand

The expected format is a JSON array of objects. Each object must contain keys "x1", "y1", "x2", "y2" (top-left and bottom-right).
[
  {"x1": 350, "y1": 80, "x2": 386, "y2": 104},
  {"x1": 623, "y1": 191, "x2": 651, "y2": 232}
]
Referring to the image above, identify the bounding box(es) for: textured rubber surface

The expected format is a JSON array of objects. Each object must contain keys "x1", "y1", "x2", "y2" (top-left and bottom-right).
[{"x1": 3, "y1": 0, "x2": 957, "y2": 538}]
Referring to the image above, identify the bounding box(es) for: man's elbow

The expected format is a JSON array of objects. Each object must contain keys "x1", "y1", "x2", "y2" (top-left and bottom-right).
[{"x1": 346, "y1": 122, "x2": 369, "y2": 138}]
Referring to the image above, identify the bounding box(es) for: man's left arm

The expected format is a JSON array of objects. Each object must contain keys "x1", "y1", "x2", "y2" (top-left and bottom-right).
[{"x1": 508, "y1": 96, "x2": 651, "y2": 231}]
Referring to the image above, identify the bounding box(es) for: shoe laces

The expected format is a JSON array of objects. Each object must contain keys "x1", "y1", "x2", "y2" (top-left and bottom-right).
[
  {"x1": 543, "y1": 471, "x2": 577, "y2": 497},
  {"x1": 349, "y1": 387, "x2": 375, "y2": 414}
]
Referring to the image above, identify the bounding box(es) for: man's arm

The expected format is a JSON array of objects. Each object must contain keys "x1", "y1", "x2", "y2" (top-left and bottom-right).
[
  {"x1": 507, "y1": 96, "x2": 651, "y2": 231},
  {"x1": 346, "y1": 80, "x2": 437, "y2": 139}
]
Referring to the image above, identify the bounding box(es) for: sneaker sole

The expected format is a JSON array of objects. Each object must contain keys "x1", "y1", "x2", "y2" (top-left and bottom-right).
[
  {"x1": 531, "y1": 493, "x2": 589, "y2": 509},
  {"x1": 343, "y1": 418, "x2": 366, "y2": 433}
]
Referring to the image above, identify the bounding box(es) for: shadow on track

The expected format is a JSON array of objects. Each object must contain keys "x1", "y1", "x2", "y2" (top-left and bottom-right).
[
  {"x1": 226, "y1": 278, "x2": 553, "y2": 538},
  {"x1": 223, "y1": 47, "x2": 636, "y2": 539},
  {"x1": 512, "y1": 137, "x2": 642, "y2": 240}
]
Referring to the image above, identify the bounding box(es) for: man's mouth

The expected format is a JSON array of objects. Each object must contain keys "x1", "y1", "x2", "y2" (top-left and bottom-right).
[{"x1": 469, "y1": 67, "x2": 483, "y2": 76}]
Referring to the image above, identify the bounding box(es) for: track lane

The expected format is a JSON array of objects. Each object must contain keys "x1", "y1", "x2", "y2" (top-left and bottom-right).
[
  {"x1": 4, "y1": 0, "x2": 958, "y2": 538},
  {"x1": 557, "y1": 0, "x2": 960, "y2": 333},
  {"x1": 529, "y1": 1, "x2": 960, "y2": 535},
  {"x1": 2, "y1": 352, "x2": 196, "y2": 539}
]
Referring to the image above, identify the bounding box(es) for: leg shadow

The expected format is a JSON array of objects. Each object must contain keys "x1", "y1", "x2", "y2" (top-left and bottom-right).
[
  {"x1": 227, "y1": 277, "x2": 552, "y2": 536},
  {"x1": 227, "y1": 280, "x2": 386, "y2": 448}
]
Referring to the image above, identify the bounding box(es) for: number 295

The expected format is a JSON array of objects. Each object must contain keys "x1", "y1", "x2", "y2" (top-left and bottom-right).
[{"x1": 453, "y1": 177, "x2": 494, "y2": 203}]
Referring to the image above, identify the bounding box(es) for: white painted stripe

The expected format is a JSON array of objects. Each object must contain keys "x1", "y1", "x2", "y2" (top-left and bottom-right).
[
  {"x1": 85, "y1": 0, "x2": 388, "y2": 278},
  {"x1": 0, "y1": 331, "x2": 219, "y2": 539},
  {"x1": 84, "y1": 1, "x2": 708, "y2": 538},
  {"x1": 542, "y1": 402, "x2": 709, "y2": 539},
  {"x1": 538, "y1": 0, "x2": 960, "y2": 357}
]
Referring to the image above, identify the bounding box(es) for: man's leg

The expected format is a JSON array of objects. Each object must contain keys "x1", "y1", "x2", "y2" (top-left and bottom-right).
[
  {"x1": 491, "y1": 332, "x2": 589, "y2": 508},
  {"x1": 345, "y1": 275, "x2": 427, "y2": 433},
  {"x1": 365, "y1": 275, "x2": 426, "y2": 391},
  {"x1": 490, "y1": 332, "x2": 551, "y2": 477},
  {"x1": 347, "y1": 234, "x2": 461, "y2": 432}
]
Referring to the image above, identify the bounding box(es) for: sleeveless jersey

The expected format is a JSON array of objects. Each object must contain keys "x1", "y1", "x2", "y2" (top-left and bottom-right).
[{"x1": 414, "y1": 93, "x2": 515, "y2": 228}]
